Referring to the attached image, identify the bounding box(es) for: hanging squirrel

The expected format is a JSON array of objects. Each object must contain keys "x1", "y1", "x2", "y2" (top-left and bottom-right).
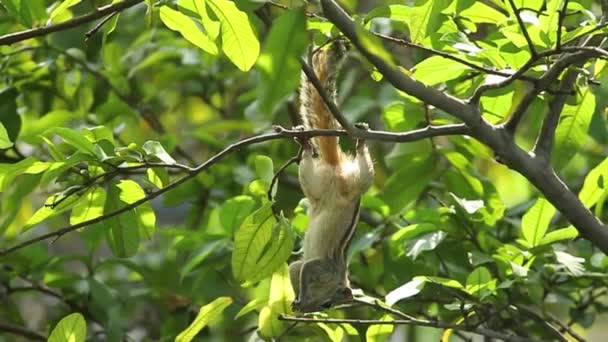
[{"x1": 289, "y1": 42, "x2": 375, "y2": 312}]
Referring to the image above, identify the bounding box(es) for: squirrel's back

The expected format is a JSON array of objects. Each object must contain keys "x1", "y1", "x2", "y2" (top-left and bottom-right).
[{"x1": 299, "y1": 43, "x2": 346, "y2": 166}]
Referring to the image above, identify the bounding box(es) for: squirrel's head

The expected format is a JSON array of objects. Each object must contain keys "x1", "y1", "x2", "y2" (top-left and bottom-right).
[{"x1": 291, "y1": 260, "x2": 352, "y2": 313}]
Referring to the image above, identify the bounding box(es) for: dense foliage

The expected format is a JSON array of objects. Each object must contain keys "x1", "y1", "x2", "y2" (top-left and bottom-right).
[{"x1": 0, "y1": 0, "x2": 607, "y2": 341}]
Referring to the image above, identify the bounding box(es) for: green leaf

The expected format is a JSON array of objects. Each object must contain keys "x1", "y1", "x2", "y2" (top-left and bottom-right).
[
  {"x1": 235, "y1": 298, "x2": 266, "y2": 320},
  {"x1": 381, "y1": 155, "x2": 438, "y2": 212},
  {"x1": 116, "y1": 180, "x2": 156, "y2": 239},
  {"x1": 84, "y1": 126, "x2": 115, "y2": 144},
  {"x1": 45, "y1": 127, "x2": 97, "y2": 156},
  {"x1": 179, "y1": 0, "x2": 220, "y2": 40},
  {"x1": 105, "y1": 184, "x2": 140, "y2": 257},
  {"x1": 268, "y1": 263, "x2": 295, "y2": 314},
  {"x1": 257, "y1": 8, "x2": 307, "y2": 113},
  {"x1": 538, "y1": 226, "x2": 578, "y2": 246},
  {"x1": 231, "y1": 203, "x2": 294, "y2": 283},
  {"x1": 459, "y1": 1, "x2": 507, "y2": 24},
  {"x1": 366, "y1": 315, "x2": 394, "y2": 342},
  {"x1": 220, "y1": 195, "x2": 255, "y2": 232},
  {"x1": 413, "y1": 56, "x2": 470, "y2": 86},
  {"x1": 382, "y1": 101, "x2": 424, "y2": 131},
  {"x1": 553, "y1": 86, "x2": 595, "y2": 169},
  {"x1": 49, "y1": 0, "x2": 82, "y2": 22},
  {"x1": 146, "y1": 167, "x2": 170, "y2": 189},
  {"x1": 521, "y1": 198, "x2": 555, "y2": 247},
  {"x1": 142, "y1": 140, "x2": 177, "y2": 164},
  {"x1": 254, "y1": 155, "x2": 274, "y2": 184},
  {"x1": 24, "y1": 192, "x2": 82, "y2": 231},
  {"x1": 0, "y1": 122, "x2": 13, "y2": 148},
  {"x1": 70, "y1": 187, "x2": 106, "y2": 225},
  {"x1": 416, "y1": 275, "x2": 463, "y2": 289},
  {"x1": 160, "y1": 5, "x2": 218, "y2": 55},
  {"x1": 175, "y1": 297, "x2": 233, "y2": 342},
  {"x1": 207, "y1": 0, "x2": 260, "y2": 71},
  {"x1": 465, "y1": 266, "x2": 496, "y2": 298},
  {"x1": 180, "y1": 240, "x2": 224, "y2": 279},
  {"x1": 577, "y1": 157, "x2": 608, "y2": 207},
  {"x1": 48, "y1": 312, "x2": 86, "y2": 342}
]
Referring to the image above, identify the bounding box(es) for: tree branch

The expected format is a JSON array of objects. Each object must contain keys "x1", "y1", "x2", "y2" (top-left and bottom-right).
[
  {"x1": 504, "y1": 50, "x2": 592, "y2": 133},
  {"x1": 319, "y1": 0, "x2": 608, "y2": 254},
  {"x1": 507, "y1": 0, "x2": 537, "y2": 56},
  {"x1": 0, "y1": 322, "x2": 46, "y2": 341},
  {"x1": 0, "y1": 0, "x2": 144, "y2": 46},
  {"x1": 0, "y1": 125, "x2": 467, "y2": 256},
  {"x1": 531, "y1": 68, "x2": 579, "y2": 162},
  {"x1": 320, "y1": 0, "x2": 477, "y2": 124},
  {"x1": 278, "y1": 315, "x2": 539, "y2": 342}
]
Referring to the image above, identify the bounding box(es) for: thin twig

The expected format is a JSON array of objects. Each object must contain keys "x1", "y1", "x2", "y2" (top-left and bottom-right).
[
  {"x1": 507, "y1": 0, "x2": 537, "y2": 56},
  {"x1": 0, "y1": 322, "x2": 46, "y2": 341},
  {"x1": 0, "y1": 0, "x2": 144, "y2": 46},
  {"x1": 0, "y1": 125, "x2": 467, "y2": 256},
  {"x1": 279, "y1": 315, "x2": 540, "y2": 342},
  {"x1": 556, "y1": 0, "x2": 570, "y2": 49},
  {"x1": 85, "y1": 12, "x2": 119, "y2": 41}
]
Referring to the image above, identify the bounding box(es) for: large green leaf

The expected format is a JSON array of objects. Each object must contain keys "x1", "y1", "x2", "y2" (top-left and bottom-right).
[
  {"x1": 175, "y1": 297, "x2": 233, "y2": 342},
  {"x1": 48, "y1": 312, "x2": 86, "y2": 342},
  {"x1": 70, "y1": 187, "x2": 107, "y2": 225},
  {"x1": 521, "y1": 198, "x2": 555, "y2": 248},
  {"x1": 207, "y1": 0, "x2": 260, "y2": 71},
  {"x1": 413, "y1": 55, "x2": 470, "y2": 85},
  {"x1": 577, "y1": 157, "x2": 608, "y2": 207},
  {"x1": 105, "y1": 184, "x2": 140, "y2": 258},
  {"x1": 45, "y1": 127, "x2": 97, "y2": 156},
  {"x1": 179, "y1": 0, "x2": 220, "y2": 40},
  {"x1": 160, "y1": 5, "x2": 218, "y2": 55},
  {"x1": 257, "y1": 8, "x2": 307, "y2": 113},
  {"x1": 231, "y1": 203, "x2": 294, "y2": 283},
  {"x1": 116, "y1": 180, "x2": 156, "y2": 239}
]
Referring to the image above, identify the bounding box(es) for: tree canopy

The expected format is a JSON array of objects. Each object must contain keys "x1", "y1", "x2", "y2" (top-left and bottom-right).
[{"x1": 0, "y1": 0, "x2": 607, "y2": 341}]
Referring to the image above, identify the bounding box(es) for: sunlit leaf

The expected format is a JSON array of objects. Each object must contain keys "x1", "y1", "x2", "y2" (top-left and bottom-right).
[
  {"x1": 48, "y1": 312, "x2": 86, "y2": 342},
  {"x1": 175, "y1": 297, "x2": 233, "y2": 342},
  {"x1": 231, "y1": 203, "x2": 294, "y2": 283},
  {"x1": 207, "y1": 0, "x2": 260, "y2": 71},
  {"x1": 160, "y1": 5, "x2": 218, "y2": 55},
  {"x1": 521, "y1": 198, "x2": 555, "y2": 247}
]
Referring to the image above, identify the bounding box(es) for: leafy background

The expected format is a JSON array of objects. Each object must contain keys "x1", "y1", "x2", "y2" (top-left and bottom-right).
[{"x1": 0, "y1": 0, "x2": 607, "y2": 341}]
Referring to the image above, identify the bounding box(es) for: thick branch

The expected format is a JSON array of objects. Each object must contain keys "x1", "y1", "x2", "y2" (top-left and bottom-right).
[
  {"x1": 0, "y1": 322, "x2": 45, "y2": 341},
  {"x1": 0, "y1": 0, "x2": 144, "y2": 46},
  {"x1": 279, "y1": 316, "x2": 538, "y2": 342},
  {"x1": 0, "y1": 125, "x2": 466, "y2": 256},
  {"x1": 320, "y1": 0, "x2": 477, "y2": 124},
  {"x1": 319, "y1": 0, "x2": 608, "y2": 253},
  {"x1": 504, "y1": 51, "x2": 592, "y2": 133},
  {"x1": 531, "y1": 69, "x2": 579, "y2": 161}
]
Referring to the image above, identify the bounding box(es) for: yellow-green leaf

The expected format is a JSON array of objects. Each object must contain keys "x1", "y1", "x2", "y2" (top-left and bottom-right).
[
  {"x1": 48, "y1": 312, "x2": 86, "y2": 342},
  {"x1": 70, "y1": 187, "x2": 106, "y2": 225},
  {"x1": 0, "y1": 122, "x2": 12, "y2": 148},
  {"x1": 175, "y1": 297, "x2": 233, "y2": 342},
  {"x1": 521, "y1": 198, "x2": 555, "y2": 247},
  {"x1": 207, "y1": 0, "x2": 259, "y2": 71},
  {"x1": 160, "y1": 5, "x2": 218, "y2": 55}
]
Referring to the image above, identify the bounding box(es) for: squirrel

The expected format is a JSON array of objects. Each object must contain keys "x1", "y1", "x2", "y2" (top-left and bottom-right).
[{"x1": 288, "y1": 42, "x2": 375, "y2": 313}]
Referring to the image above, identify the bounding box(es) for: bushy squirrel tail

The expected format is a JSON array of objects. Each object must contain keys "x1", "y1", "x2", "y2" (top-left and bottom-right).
[{"x1": 299, "y1": 42, "x2": 346, "y2": 166}]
